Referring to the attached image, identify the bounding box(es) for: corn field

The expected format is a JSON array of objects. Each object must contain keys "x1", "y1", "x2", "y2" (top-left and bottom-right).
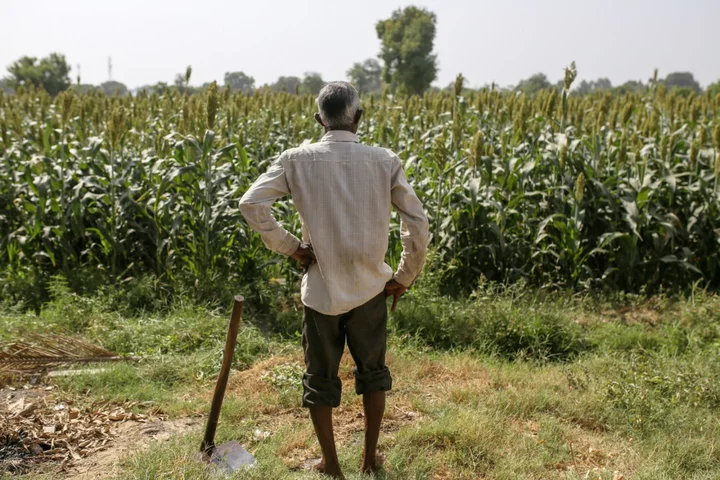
[{"x1": 1, "y1": 68, "x2": 720, "y2": 309}]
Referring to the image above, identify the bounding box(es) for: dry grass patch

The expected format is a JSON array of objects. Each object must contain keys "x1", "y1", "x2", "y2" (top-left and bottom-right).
[{"x1": 216, "y1": 348, "x2": 423, "y2": 471}]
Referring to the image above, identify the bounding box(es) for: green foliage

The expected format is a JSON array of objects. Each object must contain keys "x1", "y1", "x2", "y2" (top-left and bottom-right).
[
  {"x1": 1, "y1": 65, "x2": 720, "y2": 313},
  {"x1": 301, "y1": 72, "x2": 324, "y2": 95},
  {"x1": 173, "y1": 66, "x2": 195, "y2": 94},
  {"x1": 71, "y1": 84, "x2": 101, "y2": 94},
  {"x1": 261, "y1": 362, "x2": 304, "y2": 406},
  {"x1": 4, "y1": 291, "x2": 720, "y2": 478},
  {"x1": 604, "y1": 352, "x2": 720, "y2": 433},
  {"x1": 0, "y1": 78, "x2": 12, "y2": 93},
  {"x1": 261, "y1": 362, "x2": 304, "y2": 390},
  {"x1": 5, "y1": 53, "x2": 71, "y2": 96},
  {"x1": 516, "y1": 73, "x2": 552, "y2": 95},
  {"x1": 376, "y1": 6, "x2": 438, "y2": 95},
  {"x1": 269, "y1": 306, "x2": 303, "y2": 338},
  {"x1": 392, "y1": 283, "x2": 587, "y2": 361},
  {"x1": 267, "y1": 76, "x2": 302, "y2": 93},
  {"x1": 2, "y1": 279, "x2": 273, "y2": 364},
  {"x1": 663, "y1": 71, "x2": 701, "y2": 93},
  {"x1": 224, "y1": 71, "x2": 255, "y2": 93},
  {"x1": 707, "y1": 79, "x2": 720, "y2": 99},
  {"x1": 573, "y1": 78, "x2": 613, "y2": 96},
  {"x1": 265, "y1": 73, "x2": 325, "y2": 95},
  {"x1": 346, "y1": 59, "x2": 382, "y2": 94},
  {"x1": 615, "y1": 80, "x2": 645, "y2": 95},
  {"x1": 38, "y1": 275, "x2": 109, "y2": 332},
  {"x1": 100, "y1": 80, "x2": 128, "y2": 96}
]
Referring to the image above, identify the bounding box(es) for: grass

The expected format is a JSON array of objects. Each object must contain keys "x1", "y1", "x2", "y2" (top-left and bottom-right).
[{"x1": 3, "y1": 287, "x2": 720, "y2": 479}]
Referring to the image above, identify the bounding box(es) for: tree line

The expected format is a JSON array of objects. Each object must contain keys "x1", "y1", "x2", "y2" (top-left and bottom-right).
[
  {"x1": 2, "y1": 6, "x2": 719, "y2": 99},
  {"x1": 509, "y1": 71, "x2": 716, "y2": 98}
]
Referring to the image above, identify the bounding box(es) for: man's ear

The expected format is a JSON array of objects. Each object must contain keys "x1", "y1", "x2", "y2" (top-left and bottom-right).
[
  {"x1": 314, "y1": 113, "x2": 325, "y2": 127},
  {"x1": 354, "y1": 109, "x2": 363, "y2": 124}
]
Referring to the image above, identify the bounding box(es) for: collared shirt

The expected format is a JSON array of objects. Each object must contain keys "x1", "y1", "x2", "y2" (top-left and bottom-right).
[{"x1": 239, "y1": 130, "x2": 429, "y2": 316}]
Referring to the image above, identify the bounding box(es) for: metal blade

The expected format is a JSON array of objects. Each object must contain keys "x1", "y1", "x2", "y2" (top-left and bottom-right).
[{"x1": 210, "y1": 441, "x2": 255, "y2": 475}]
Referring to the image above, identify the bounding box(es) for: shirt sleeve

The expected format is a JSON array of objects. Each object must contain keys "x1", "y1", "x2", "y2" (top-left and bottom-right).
[
  {"x1": 390, "y1": 156, "x2": 430, "y2": 287},
  {"x1": 239, "y1": 157, "x2": 301, "y2": 257}
]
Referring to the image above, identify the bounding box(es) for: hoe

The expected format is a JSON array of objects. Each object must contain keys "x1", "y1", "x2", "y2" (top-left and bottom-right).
[{"x1": 200, "y1": 295, "x2": 256, "y2": 474}]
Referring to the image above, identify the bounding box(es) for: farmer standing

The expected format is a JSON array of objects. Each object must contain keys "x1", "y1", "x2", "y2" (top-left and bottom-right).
[{"x1": 239, "y1": 82, "x2": 429, "y2": 478}]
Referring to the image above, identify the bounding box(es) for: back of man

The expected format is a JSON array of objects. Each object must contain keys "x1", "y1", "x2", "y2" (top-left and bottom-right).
[
  {"x1": 239, "y1": 81, "x2": 428, "y2": 479},
  {"x1": 279, "y1": 131, "x2": 426, "y2": 315}
]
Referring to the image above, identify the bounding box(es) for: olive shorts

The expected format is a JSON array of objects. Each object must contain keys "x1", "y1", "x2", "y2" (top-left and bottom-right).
[{"x1": 301, "y1": 291, "x2": 393, "y2": 408}]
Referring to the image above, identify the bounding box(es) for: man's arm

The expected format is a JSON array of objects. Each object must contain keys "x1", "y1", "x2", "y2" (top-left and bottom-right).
[
  {"x1": 386, "y1": 157, "x2": 429, "y2": 310},
  {"x1": 239, "y1": 157, "x2": 303, "y2": 257}
]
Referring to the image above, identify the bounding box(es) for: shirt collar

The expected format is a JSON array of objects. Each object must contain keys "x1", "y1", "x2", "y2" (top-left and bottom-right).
[{"x1": 321, "y1": 130, "x2": 359, "y2": 143}]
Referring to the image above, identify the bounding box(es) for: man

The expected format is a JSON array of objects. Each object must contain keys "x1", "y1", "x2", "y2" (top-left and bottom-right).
[{"x1": 239, "y1": 82, "x2": 428, "y2": 478}]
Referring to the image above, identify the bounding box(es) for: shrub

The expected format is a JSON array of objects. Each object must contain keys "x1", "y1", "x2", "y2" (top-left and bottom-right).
[{"x1": 392, "y1": 287, "x2": 588, "y2": 361}]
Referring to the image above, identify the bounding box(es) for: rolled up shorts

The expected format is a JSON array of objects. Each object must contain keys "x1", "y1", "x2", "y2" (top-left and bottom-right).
[{"x1": 301, "y1": 291, "x2": 392, "y2": 408}]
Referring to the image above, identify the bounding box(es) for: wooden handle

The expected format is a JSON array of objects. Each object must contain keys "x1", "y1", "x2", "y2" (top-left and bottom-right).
[{"x1": 201, "y1": 295, "x2": 244, "y2": 454}]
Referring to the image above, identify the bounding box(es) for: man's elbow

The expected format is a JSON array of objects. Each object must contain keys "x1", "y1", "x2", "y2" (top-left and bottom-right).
[
  {"x1": 238, "y1": 203, "x2": 259, "y2": 226},
  {"x1": 238, "y1": 195, "x2": 254, "y2": 218},
  {"x1": 238, "y1": 205, "x2": 248, "y2": 221}
]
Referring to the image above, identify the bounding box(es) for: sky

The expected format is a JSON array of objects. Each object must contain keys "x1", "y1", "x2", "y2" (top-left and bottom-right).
[{"x1": 2, "y1": 0, "x2": 719, "y2": 90}]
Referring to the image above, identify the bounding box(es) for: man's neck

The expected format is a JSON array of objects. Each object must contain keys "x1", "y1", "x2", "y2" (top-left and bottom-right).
[{"x1": 326, "y1": 127, "x2": 357, "y2": 134}]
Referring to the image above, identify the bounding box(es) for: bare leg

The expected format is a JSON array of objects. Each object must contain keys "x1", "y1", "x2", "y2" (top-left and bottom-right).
[
  {"x1": 361, "y1": 390, "x2": 386, "y2": 474},
  {"x1": 309, "y1": 406, "x2": 344, "y2": 479}
]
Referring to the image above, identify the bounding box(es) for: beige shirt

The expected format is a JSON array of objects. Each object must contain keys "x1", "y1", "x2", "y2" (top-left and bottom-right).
[{"x1": 239, "y1": 130, "x2": 429, "y2": 316}]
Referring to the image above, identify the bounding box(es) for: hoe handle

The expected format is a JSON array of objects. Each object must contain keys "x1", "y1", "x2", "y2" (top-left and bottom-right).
[{"x1": 201, "y1": 295, "x2": 244, "y2": 454}]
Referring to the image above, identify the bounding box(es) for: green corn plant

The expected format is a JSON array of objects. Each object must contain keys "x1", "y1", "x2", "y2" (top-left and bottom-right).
[{"x1": 1, "y1": 66, "x2": 719, "y2": 309}]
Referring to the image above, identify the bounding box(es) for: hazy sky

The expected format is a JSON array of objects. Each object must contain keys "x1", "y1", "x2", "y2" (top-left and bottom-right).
[{"x1": 2, "y1": 0, "x2": 719, "y2": 89}]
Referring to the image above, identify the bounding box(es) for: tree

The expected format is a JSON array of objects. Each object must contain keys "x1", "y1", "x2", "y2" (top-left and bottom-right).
[
  {"x1": 376, "y1": 6, "x2": 438, "y2": 95},
  {"x1": 594, "y1": 78, "x2": 612, "y2": 90},
  {"x1": 708, "y1": 80, "x2": 720, "y2": 98},
  {"x1": 269, "y1": 76, "x2": 302, "y2": 93},
  {"x1": 0, "y1": 78, "x2": 12, "y2": 93},
  {"x1": 615, "y1": 80, "x2": 645, "y2": 95},
  {"x1": 663, "y1": 72, "x2": 701, "y2": 93},
  {"x1": 173, "y1": 66, "x2": 195, "y2": 94},
  {"x1": 346, "y1": 59, "x2": 382, "y2": 93},
  {"x1": 574, "y1": 80, "x2": 592, "y2": 96},
  {"x1": 6, "y1": 53, "x2": 71, "y2": 96},
  {"x1": 516, "y1": 73, "x2": 551, "y2": 95},
  {"x1": 224, "y1": 71, "x2": 255, "y2": 93},
  {"x1": 301, "y1": 72, "x2": 325, "y2": 95},
  {"x1": 137, "y1": 82, "x2": 170, "y2": 95},
  {"x1": 174, "y1": 74, "x2": 186, "y2": 89},
  {"x1": 100, "y1": 81, "x2": 128, "y2": 96},
  {"x1": 73, "y1": 84, "x2": 99, "y2": 94},
  {"x1": 573, "y1": 78, "x2": 613, "y2": 96}
]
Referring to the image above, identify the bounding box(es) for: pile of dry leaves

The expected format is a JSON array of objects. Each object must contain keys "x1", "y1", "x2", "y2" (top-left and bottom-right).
[{"x1": 1, "y1": 385, "x2": 165, "y2": 474}]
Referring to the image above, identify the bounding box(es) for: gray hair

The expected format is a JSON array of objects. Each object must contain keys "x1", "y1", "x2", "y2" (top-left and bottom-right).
[{"x1": 316, "y1": 82, "x2": 360, "y2": 128}]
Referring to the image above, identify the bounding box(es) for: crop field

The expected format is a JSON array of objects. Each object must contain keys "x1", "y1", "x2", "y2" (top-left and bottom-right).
[
  {"x1": 1, "y1": 70, "x2": 719, "y2": 308},
  {"x1": 2, "y1": 70, "x2": 720, "y2": 480}
]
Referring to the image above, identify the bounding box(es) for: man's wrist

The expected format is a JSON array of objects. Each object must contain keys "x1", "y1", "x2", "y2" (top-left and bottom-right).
[
  {"x1": 279, "y1": 235, "x2": 302, "y2": 257},
  {"x1": 392, "y1": 273, "x2": 413, "y2": 288}
]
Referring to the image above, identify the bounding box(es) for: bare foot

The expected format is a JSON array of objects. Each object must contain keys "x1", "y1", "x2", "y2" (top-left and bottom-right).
[
  {"x1": 311, "y1": 458, "x2": 345, "y2": 479},
  {"x1": 360, "y1": 450, "x2": 386, "y2": 474}
]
